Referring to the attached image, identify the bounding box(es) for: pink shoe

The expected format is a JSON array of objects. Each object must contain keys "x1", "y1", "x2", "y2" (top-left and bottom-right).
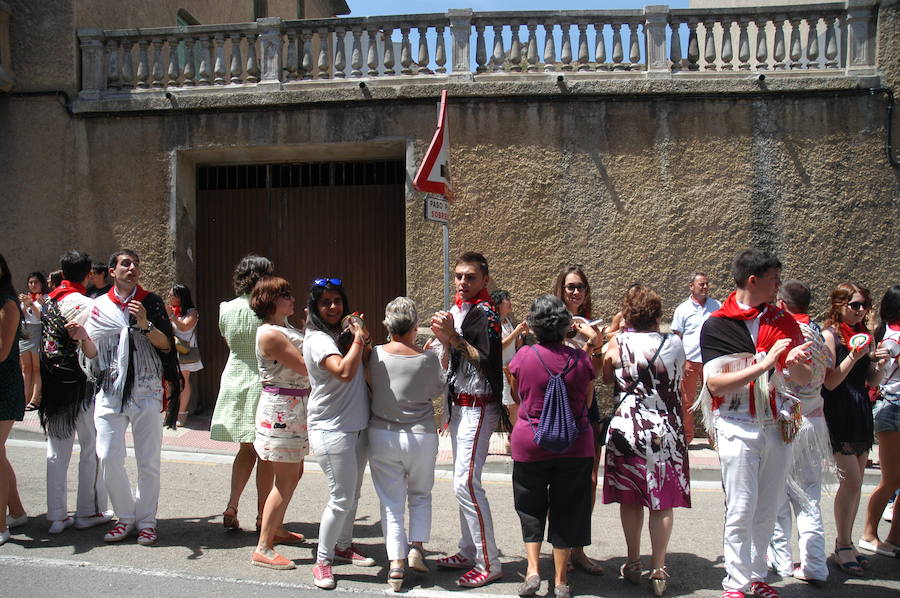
[
  {"x1": 435, "y1": 552, "x2": 474, "y2": 570},
  {"x1": 333, "y1": 544, "x2": 375, "y2": 566},
  {"x1": 313, "y1": 560, "x2": 336, "y2": 589},
  {"x1": 749, "y1": 581, "x2": 779, "y2": 598},
  {"x1": 722, "y1": 592, "x2": 744, "y2": 598},
  {"x1": 456, "y1": 566, "x2": 503, "y2": 588}
]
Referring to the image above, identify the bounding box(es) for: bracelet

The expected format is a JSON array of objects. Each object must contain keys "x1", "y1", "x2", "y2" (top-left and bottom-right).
[{"x1": 353, "y1": 339, "x2": 364, "y2": 346}]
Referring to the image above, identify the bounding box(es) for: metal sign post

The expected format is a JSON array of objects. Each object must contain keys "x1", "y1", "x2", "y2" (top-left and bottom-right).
[{"x1": 414, "y1": 90, "x2": 453, "y2": 311}]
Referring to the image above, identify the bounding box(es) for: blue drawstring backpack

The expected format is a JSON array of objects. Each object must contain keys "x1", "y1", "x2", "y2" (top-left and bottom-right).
[{"x1": 528, "y1": 346, "x2": 583, "y2": 454}]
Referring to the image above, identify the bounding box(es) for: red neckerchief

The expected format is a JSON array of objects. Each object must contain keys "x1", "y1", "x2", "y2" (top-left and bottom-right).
[
  {"x1": 30, "y1": 292, "x2": 42, "y2": 302},
  {"x1": 791, "y1": 313, "x2": 811, "y2": 325},
  {"x1": 713, "y1": 291, "x2": 764, "y2": 320},
  {"x1": 454, "y1": 288, "x2": 492, "y2": 309},
  {"x1": 107, "y1": 285, "x2": 149, "y2": 311},
  {"x1": 48, "y1": 280, "x2": 87, "y2": 302},
  {"x1": 838, "y1": 321, "x2": 870, "y2": 350},
  {"x1": 171, "y1": 305, "x2": 182, "y2": 317},
  {"x1": 889, "y1": 321, "x2": 900, "y2": 332}
]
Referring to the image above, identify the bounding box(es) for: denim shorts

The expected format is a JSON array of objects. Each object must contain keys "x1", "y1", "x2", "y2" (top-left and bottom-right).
[{"x1": 874, "y1": 398, "x2": 900, "y2": 434}]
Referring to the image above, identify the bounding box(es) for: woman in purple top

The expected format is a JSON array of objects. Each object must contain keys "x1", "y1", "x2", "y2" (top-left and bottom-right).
[{"x1": 508, "y1": 295, "x2": 595, "y2": 598}]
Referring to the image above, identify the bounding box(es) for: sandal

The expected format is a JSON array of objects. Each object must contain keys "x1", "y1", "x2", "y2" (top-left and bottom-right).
[
  {"x1": 621, "y1": 559, "x2": 642, "y2": 585},
  {"x1": 24, "y1": 401, "x2": 39, "y2": 411},
  {"x1": 408, "y1": 546, "x2": 428, "y2": 572},
  {"x1": 832, "y1": 546, "x2": 864, "y2": 576},
  {"x1": 650, "y1": 567, "x2": 669, "y2": 597},
  {"x1": 388, "y1": 567, "x2": 404, "y2": 592},
  {"x1": 573, "y1": 555, "x2": 604, "y2": 575},
  {"x1": 223, "y1": 505, "x2": 240, "y2": 531}
]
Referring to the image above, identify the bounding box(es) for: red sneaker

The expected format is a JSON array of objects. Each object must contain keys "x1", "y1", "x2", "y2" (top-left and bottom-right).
[
  {"x1": 749, "y1": 581, "x2": 780, "y2": 598},
  {"x1": 722, "y1": 592, "x2": 745, "y2": 598},
  {"x1": 435, "y1": 552, "x2": 474, "y2": 570},
  {"x1": 333, "y1": 544, "x2": 375, "y2": 567},
  {"x1": 313, "y1": 560, "x2": 336, "y2": 589},
  {"x1": 456, "y1": 567, "x2": 503, "y2": 588}
]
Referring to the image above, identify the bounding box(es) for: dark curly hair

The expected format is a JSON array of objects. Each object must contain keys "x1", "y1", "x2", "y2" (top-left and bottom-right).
[
  {"x1": 233, "y1": 254, "x2": 274, "y2": 296},
  {"x1": 621, "y1": 284, "x2": 662, "y2": 332},
  {"x1": 526, "y1": 294, "x2": 572, "y2": 344}
]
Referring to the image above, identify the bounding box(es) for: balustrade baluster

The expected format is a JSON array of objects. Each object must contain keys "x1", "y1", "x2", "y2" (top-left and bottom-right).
[
  {"x1": 418, "y1": 26, "x2": 431, "y2": 74},
  {"x1": 594, "y1": 23, "x2": 607, "y2": 70},
  {"x1": 300, "y1": 31, "x2": 313, "y2": 79},
  {"x1": 285, "y1": 31, "x2": 298, "y2": 81},
  {"x1": 703, "y1": 20, "x2": 716, "y2": 70},
  {"x1": 806, "y1": 17, "x2": 820, "y2": 68},
  {"x1": 229, "y1": 34, "x2": 243, "y2": 83},
  {"x1": 150, "y1": 38, "x2": 164, "y2": 87},
  {"x1": 334, "y1": 27, "x2": 347, "y2": 78},
  {"x1": 435, "y1": 25, "x2": 447, "y2": 73},
  {"x1": 543, "y1": 23, "x2": 556, "y2": 71},
  {"x1": 755, "y1": 18, "x2": 768, "y2": 69},
  {"x1": 492, "y1": 25, "x2": 505, "y2": 72},
  {"x1": 788, "y1": 17, "x2": 802, "y2": 69},
  {"x1": 166, "y1": 37, "x2": 179, "y2": 86},
  {"x1": 509, "y1": 23, "x2": 522, "y2": 72},
  {"x1": 246, "y1": 34, "x2": 259, "y2": 82},
  {"x1": 383, "y1": 27, "x2": 395, "y2": 75},
  {"x1": 351, "y1": 28, "x2": 363, "y2": 77},
  {"x1": 612, "y1": 22, "x2": 625, "y2": 70},
  {"x1": 560, "y1": 23, "x2": 572, "y2": 71},
  {"x1": 474, "y1": 24, "x2": 487, "y2": 73},
  {"x1": 669, "y1": 21, "x2": 682, "y2": 71},
  {"x1": 107, "y1": 40, "x2": 119, "y2": 89},
  {"x1": 316, "y1": 28, "x2": 330, "y2": 79},
  {"x1": 628, "y1": 22, "x2": 640, "y2": 69},
  {"x1": 366, "y1": 27, "x2": 378, "y2": 76},
  {"x1": 737, "y1": 18, "x2": 750, "y2": 70},
  {"x1": 399, "y1": 27, "x2": 412, "y2": 75},
  {"x1": 526, "y1": 23, "x2": 538, "y2": 72},
  {"x1": 214, "y1": 33, "x2": 226, "y2": 84},
  {"x1": 121, "y1": 40, "x2": 134, "y2": 87},
  {"x1": 686, "y1": 20, "x2": 699, "y2": 71},
  {"x1": 721, "y1": 20, "x2": 734, "y2": 69},
  {"x1": 773, "y1": 16, "x2": 786, "y2": 69},
  {"x1": 576, "y1": 23, "x2": 589, "y2": 71},
  {"x1": 136, "y1": 39, "x2": 150, "y2": 88},
  {"x1": 198, "y1": 36, "x2": 211, "y2": 85},
  {"x1": 824, "y1": 16, "x2": 838, "y2": 68}
]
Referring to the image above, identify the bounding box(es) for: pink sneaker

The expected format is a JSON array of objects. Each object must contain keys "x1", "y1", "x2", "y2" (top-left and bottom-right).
[
  {"x1": 313, "y1": 560, "x2": 336, "y2": 589},
  {"x1": 456, "y1": 566, "x2": 503, "y2": 588},
  {"x1": 333, "y1": 544, "x2": 375, "y2": 567},
  {"x1": 435, "y1": 552, "x2": 474, "y2": 570},
  {"x1": 749, "y1": 581, "x2": 780, "y2": 598},
  {"x1": 721, "y1": 592, "x2": 745, "y2": 598}
]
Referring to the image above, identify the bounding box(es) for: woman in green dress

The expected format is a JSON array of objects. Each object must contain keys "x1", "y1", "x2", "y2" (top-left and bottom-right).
[{"x1": 210, "y1": 254, "x2": 275, "y2": 531}]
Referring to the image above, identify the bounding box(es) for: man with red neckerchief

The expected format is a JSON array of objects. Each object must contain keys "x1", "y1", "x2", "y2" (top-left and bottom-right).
[
  {"x1": 77, "y1": 250, "x2": 180, "y2": 547},
  {"x1": 698, "y1": 249, "x2": 812, "y2": 598},
  {"x1": 39, "y1": 250, "x2": 113, "y2": 535},
  {"x1": 430, "y1": 252, "x2": 504, "y2": 588}
]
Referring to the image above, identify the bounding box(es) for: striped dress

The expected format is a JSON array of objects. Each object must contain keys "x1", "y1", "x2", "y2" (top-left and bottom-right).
[{"x1": 210, "y1": 295, "x2": 263, "y2": 443}]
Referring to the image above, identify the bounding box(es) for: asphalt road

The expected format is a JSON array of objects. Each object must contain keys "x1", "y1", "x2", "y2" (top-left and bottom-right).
[{"x1": 2, "y1": 439, "x2": 898, "y2": 597}]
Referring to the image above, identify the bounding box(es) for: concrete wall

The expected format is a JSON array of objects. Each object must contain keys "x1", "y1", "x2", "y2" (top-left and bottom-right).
[{"x1": 1, "y1": 1, "x2": 898, "y2": 326}]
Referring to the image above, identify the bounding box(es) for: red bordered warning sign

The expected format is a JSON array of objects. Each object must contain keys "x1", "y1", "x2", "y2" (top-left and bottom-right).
[{"x1": 413, "y1": 90, "x2": 453, "y2": 200}]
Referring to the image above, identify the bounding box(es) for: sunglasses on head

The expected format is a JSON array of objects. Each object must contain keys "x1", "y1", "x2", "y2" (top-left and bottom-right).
[
  {"x1": 314, "y1": 277, "x2": 342, "y2": 287},
  {"x1": 848, "y1": 301, "x2": 869, "y2": 311}
]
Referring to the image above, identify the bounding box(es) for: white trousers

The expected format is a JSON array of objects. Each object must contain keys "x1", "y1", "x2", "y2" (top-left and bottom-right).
[
  {"x1": 717, "y1": 418, "x2": 791, "y2": 592},
  {"x1": 310, "y1": 429, "x2": 368, "y2": 562},
  {"x1": 368, "y1": 427, "x2": 438, "y2": 560},
  {"x1": 767, "y1": 416, "x2": 829, "y2": 581},
  {"x1": 46, "y1": 402, "x2": 108, "y2": 522},
  {"x1": 94, "y1": 397, "x2": 163, "y2": 529},
  {"x1": 451, "y1": 403, "x2": 501, "y2": 574}
]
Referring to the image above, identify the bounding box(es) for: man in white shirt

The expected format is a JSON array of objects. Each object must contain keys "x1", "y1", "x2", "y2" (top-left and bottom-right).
[{"x1": 671, "y1": 272, "x2": 720, "y2": 444}]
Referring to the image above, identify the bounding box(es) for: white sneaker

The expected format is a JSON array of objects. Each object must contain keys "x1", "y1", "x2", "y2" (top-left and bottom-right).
[
  {"x1": 884, "y1": 501, "x2": 894, "y2": 522},
  {"x1": 49, "y1": 517, "x2": 75, "y2": 534},
  {"x1": 103, "y1": 522, "x2": 135, "y2": 542},
  {"x1": 6, "y1": 513, "x2": 28, "y2": 528},
  {"x1": 75, "y1": 511, "x2": 114, "y2": 529}
]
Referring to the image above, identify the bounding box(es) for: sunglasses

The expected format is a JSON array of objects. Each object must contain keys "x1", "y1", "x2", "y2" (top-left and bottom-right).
[
  {"x1": 314, "y1": 277, "x2": 343, "y2": 287},
  {"x1": 848, "y1": 301, "x2": 870, "y2": 311},
  {"x1": 564, "y1": 283, "x2": 586, "y2": 292}
]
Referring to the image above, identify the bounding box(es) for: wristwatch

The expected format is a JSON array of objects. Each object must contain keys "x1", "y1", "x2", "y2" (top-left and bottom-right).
[{"x1": 139, "y1": 321, "x2": 154, "y2": 334}]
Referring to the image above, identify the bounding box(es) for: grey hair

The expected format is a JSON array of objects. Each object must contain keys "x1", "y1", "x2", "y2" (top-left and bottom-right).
[
  {"x1": 526, "y1": 294, "x2": 572, "y2": 344},
  {"x1": 383, "y1": 296, "x2": 418, "y2": 337},
  {"x1": 690, "y1": 272, "x2": 708, "y2": 285}
]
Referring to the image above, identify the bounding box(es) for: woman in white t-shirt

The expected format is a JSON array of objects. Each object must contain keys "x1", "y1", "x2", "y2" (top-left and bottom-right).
[
  {"x1": 167, "y1": 284, "x2": 204, "y2": 427},
  {"x1": 302, "y1": 278, "x2": 372, "y2": 590}
]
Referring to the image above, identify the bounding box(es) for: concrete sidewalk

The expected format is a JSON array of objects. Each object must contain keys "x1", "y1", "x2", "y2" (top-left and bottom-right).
[{"x1": 11, "y1": 409, "x2": 885, "y2": 486}]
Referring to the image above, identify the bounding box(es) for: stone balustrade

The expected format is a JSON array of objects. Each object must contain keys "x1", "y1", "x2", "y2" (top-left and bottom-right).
[{"x1": 76, "y1": 2, "x2": 882, "y2": 101}]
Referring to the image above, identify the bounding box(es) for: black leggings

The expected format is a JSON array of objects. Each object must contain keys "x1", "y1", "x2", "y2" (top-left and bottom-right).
[{"x1": 512, "y1": 457, "x2": 593, "y2": 548}]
